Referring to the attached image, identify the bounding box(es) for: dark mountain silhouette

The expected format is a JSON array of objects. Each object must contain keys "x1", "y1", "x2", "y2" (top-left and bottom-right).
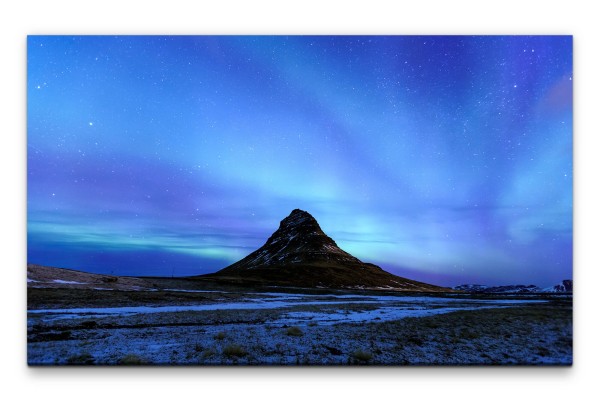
[
  {"x1": 453, "y1": 279, "x2": 573, "y2": 294},
  {"x1": 453, "y1": 284, "x2": 542, "y2": 293},
  {"x1": 199, "y1": 209, "x2": 449, "y2": 291},
  {"x1": 543, "y1": 279, "x2": 572, "y2": 293}
]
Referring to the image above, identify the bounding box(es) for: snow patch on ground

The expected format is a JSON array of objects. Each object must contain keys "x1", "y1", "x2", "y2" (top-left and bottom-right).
[
  {"x1": 52, "y1": 279, "x2": 87, "y2": 284},
  {"x1": 276, "y1": 305, "x2": 515, "y2": 326},
  {"x1": 28, "y1": 291, "x2": 546, "y2": 324},
  {"x1": 28, "y1": 300, "x2": 380, "y2": 322}
]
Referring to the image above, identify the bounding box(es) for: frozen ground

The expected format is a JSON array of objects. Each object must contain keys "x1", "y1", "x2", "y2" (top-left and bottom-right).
[
  {"x1": 27, "y1": 289, "x2": 572, "y2": 366},
  {"x1": 28, "y1": 292, "x2": 543, "y2": 323}
]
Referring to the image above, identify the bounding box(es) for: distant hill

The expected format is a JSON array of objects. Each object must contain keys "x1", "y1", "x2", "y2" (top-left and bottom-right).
[
  {"x1": 541, "y1": 280, "x2": 573, "y2": 293},
  {"x1": 454, "y1": 280, "x2": 572, "y2": 294},
  {"x1": 27, "y1": 263, "x2": 157, "y2": 291},
  {"x1": 197, "y1": 209, "x2": 450, "y2": 292}
]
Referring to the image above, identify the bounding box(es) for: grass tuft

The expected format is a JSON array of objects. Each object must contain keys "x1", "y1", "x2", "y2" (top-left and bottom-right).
[
  {"x1": 201, "y1": 348, "x2": 217, "y2": 359},
  {"x1": 118, "y1": 354, "x2": 146, "y2": 365},
  {"x1": 66, "y1": 352, "x2": 95, "y2": 365},
  {"x1": 223, "y1": 344, "x2": 248, "y2": 358},
  {"x1": 350, "y1": 349, "x2": 373, "y2": 364},
  {"x1": 286, "y1": 326, "x2": 304, "y2": 337}
]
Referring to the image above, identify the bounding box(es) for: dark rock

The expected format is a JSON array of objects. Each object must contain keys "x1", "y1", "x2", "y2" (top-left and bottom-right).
[{"x1": 324, "y1": 345, "x2": 342, "y2": 355}]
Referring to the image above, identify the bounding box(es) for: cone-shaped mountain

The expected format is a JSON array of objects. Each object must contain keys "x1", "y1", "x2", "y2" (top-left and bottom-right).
[
  {"x1": 203, "y1": 209, "x2": 448, "y2": 292},
  {"x1": 222, "y1": 209, "x2": 363, "y2": 271}
]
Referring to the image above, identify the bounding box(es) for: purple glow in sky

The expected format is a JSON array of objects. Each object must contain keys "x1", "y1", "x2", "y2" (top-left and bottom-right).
[{"x1": 27, "y1": 36, "x2": 572, "y2": 287}]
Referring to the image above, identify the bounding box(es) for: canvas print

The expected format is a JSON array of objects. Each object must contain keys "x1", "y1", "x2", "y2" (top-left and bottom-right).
[{"x1": 27, "y1": 35, "x2": 573, "y2": 366}]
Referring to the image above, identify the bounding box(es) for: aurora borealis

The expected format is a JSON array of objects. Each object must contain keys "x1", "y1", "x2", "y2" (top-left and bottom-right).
[{"x1": 27, "y1": 35, "x2": 572, "y2": 287}]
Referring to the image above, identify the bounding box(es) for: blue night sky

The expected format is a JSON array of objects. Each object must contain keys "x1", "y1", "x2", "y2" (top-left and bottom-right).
[{"x1": 27, "y1": 36, "x2": 572, "y2": 287}]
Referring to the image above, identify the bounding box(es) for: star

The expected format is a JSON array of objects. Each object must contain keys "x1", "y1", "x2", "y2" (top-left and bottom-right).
[{"x1": 26, "y1": 35, "x2": 573, "y2": 287}]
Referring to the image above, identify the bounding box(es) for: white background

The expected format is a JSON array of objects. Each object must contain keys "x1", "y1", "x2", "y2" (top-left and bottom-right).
[{"x1": 1, "y1": 1, "x2": 597, "y2": 400}]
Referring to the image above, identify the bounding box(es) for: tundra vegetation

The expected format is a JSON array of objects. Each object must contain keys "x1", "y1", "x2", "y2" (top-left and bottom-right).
[{"x1": 27, "y1": 285, "x2": 572, "y2": 366}]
